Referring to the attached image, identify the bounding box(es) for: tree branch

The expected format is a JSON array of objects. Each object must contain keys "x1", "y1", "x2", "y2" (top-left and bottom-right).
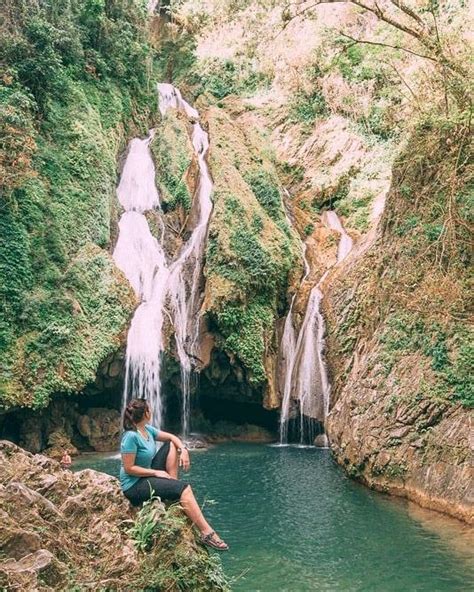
[
  {"x1": 389, "y1": 0, "x2": 429, "y2": 30},
  {"x1": 339, "y1": 32, "x2": 438, "y2": 63}
]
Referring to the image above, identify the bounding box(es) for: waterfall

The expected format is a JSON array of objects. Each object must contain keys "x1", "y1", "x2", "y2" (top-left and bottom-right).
[
  {"x1": 165, "y1": 124, "x2": 213, "y2": 438},
  {"x1": 278, "y1": 244, "x2": 310, "y2": 444},
  {"x1": 113, "y1": 133, "x2": 169, "y2": 427},
  {"x1": 113, "y1": 85, "x2": 213, "y2": 436},
  {"x1": 278, "y1": 211, "x2": 353, "y2": 445},
  {"x1": 323, "y1": 211, "x2": 353, "y2": 263}
]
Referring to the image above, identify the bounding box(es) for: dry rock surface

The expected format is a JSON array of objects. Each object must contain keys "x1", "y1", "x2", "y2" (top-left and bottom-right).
[
  {"x1": 324, "y1": 124, "x2": 473, "y2": 524},
  {"x1": 0, "y1": 441, "x2": 228, "y2": 591}
]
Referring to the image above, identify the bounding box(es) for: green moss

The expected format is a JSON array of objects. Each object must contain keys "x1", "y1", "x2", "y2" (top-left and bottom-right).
[
  {"x1": 207, "y1": 205, "x2": 293, "y2": 295},
  {"x1": 0, "y1": 0, "x2": 156, "y2": 409},
  {"x1": 288, "y1": 89, "x2": 328, "y2": 125},
  {"x1": 154, "y1": 32, "x2": 197, "y2": 85},
  {"x1": 371, "y1": 462, "x2": 408, "y2": 480},
  {"x1": 278, "y1": 161, "x2": 305, "y2": 184},
  {"x1": 150, "y1": 114, "x2": 193, "y2": 212},
  {"x1": 379, "y1": 314, "x2": 473, "y2": 408},
  {"x1": 244, "y1": 169, "x2": 284, "y2": 220},
  {"x1": 196, "y1": 57, "x2": 271, "y2": 99},
  {"x1": 214, "y1": 300, "x2": 274, "y2": 384},
  {"x1": 203, "y1": 107, "x2": 299, "y2": 385},
  {"x1": 336, "y1": 190, "x2": 373, "y2": 232}
]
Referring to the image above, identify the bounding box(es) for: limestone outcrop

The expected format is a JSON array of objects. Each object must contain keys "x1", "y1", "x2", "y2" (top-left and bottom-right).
[
  {"x1": 76, "y1": 408, "x2": 121, "y2": 452},
  {"x1": 0, "y1": 441, "x2": 229, "y2": 591},
  {"x1": 325, "y1": 123, "x2": 473, "y2": 523}
]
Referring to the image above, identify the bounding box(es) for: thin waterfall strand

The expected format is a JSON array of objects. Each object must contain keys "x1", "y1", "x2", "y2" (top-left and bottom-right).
[{"x1": 278, "y1": 211, "x2": 353, "y2": 445}]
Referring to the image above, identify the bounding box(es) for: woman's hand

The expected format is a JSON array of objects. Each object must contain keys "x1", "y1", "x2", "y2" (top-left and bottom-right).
[
  {"x1": 179, "y1": 448, "x2": 190, "y2": 471},
  {"x1": 154, "y1": 470, "x2": 171, "y2": 479}
]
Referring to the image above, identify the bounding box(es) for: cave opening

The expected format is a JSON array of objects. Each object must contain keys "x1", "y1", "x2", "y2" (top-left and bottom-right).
[{"x1": 162, "y1": 380, "x2": 280, "y2": 440}]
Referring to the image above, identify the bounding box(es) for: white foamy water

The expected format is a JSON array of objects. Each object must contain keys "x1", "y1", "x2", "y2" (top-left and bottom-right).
[
  {"x1": 114, "y1": 87, "x2": 212, "y2": 434},
  {"x1": 167, "y1": 123, "x2": 213, "y2": 437},
  {"x1": 323, "y1": 210, "x2": 353, "y2": 262},
  {"x1": 278, "y1": 211, "x2": 353, "y2": 445},
  {"x1": 116, "y1": 134, "x2": 160, "y2": 213},
  {"x1": 114, "y1": 211, "x2": 166, "y2": 301},
  {"x1": 157, "y1": 83, "x2": 199, "y2": 120},
  {"x1": 279, "y1": 243, "x2": 310, "y2": 444}
]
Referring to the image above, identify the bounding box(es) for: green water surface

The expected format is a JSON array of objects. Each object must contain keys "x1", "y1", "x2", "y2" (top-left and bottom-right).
[{"x1": 74, "y1": 443, "x2": 473, "y2": 592}]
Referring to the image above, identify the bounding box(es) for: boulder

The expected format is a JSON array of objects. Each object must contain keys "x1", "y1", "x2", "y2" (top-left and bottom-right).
[
  {"x1": 314, "y1": 434, "x2": 328, "y2": 448},
  {"x1": 77, "y1": 408, "x2": 121, "y2": 451},
  {"x1": 0, "y1": 440, "x2": 229, "y2": 591},
  {"x1": 44, "y1": 429, "x2": 78, "y2": 459}
]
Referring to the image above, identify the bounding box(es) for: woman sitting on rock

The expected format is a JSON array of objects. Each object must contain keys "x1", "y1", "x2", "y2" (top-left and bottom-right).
[{"x1": 120, "y1": 398, "x2": 228, "y2": 551}]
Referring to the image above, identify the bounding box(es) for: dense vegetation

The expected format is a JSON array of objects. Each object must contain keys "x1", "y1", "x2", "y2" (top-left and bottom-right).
[
  {"x1": 203, "y1": 107, "x2": 300, "y2": 386},
  {"x1": 0, "y1": 0, "x2": 157, "y2": 408},
  {"x1": 150, "y1": 111, "x2": 194, "y2": 214}
]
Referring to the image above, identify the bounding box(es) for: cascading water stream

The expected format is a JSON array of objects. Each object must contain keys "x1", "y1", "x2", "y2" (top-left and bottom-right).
[
  {"x1": 278, "y1": 210, "x2": 353, "y2": 445},
  {"x1": 113, "y1": 132, "x2": 169, "y2": 427},
  {"x1": 278, "y1": 243, "x2": 310, "y2": 444},
  {"x1": 113, "y1": 85, "x2": 213, "y2": 436},
  {"x1": 323, "y1": 210, "x2": 353, "y2": 263},
  {"x1": 165, "y1": 123, "x2": 213, "y2": 439}
]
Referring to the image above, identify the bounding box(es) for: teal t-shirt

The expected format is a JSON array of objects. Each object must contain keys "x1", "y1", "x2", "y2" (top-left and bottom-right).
[{"x1": 120, "y1": 424, "x2": 159, "y2": 491}]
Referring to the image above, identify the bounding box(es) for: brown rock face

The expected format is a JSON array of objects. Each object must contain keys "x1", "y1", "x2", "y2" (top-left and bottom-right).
[
  {"x1": 76, "y1": 408, "x2": 121, "y2": 452},
  {"x1": 324, "y1": 124, "x2": 473, "y2": 524},
  {"x1": 326, "y1": 346, "x2": 473, "y2": 523},
  {"x1": 0, "y1": 441, "x2": 228, "y2": 591},
  {"x1": 44, "y1": 429, "x2": 78, "y2": 459}
]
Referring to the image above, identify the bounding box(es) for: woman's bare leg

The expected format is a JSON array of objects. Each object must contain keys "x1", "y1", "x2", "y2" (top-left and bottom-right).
[
  {"x1": 180, "y1": 486, "x2": 213, "y2": 534},
  {"x1": 166, "y1": 442, "x2": 179, "y2": 479}
]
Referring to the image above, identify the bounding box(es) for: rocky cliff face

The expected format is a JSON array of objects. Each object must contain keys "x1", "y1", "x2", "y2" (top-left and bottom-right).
[
  {"x1": 199, "y1": 103, "x2": 301, "y2": 409},
  {"x1": 0, "y1": 441, "x2": 229, "y2": 591},
  {"x1": 325, "y1": 121, "x2": 473, "y2": 523}
]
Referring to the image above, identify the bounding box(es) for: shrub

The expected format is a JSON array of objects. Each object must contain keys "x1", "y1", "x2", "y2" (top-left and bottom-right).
[
  {"x1": 288, "y1": 89, "x2": 328, "y2": 124},
  {"x1": 244, "y1": 169, "x2": 283, "y2": 219},
  {"x1": 197, "y1": 57, "x2": 271, "y2": 99}
]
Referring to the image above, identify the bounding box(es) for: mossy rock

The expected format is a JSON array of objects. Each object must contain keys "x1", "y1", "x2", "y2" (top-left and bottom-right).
[
  {"x1": 150, "y1": 111, "x2": 195, "y2": 214},
  {"x1": 2, "y1": 244, "x2": 136, "y2": 408},
  {"x1": 202, "y1": 105, "x2": 301, "y2": 387}
]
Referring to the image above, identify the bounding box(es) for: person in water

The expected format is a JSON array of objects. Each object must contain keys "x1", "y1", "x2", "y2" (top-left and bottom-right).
[
  {"x1": 120, "y1": 398, "x2": 228, "y2": 551},
  {"x1": 60, "y1": 450, "x2": 72, "y2": 469}
]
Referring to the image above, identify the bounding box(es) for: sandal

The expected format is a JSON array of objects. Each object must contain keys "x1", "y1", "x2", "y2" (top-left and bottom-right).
[{"x1": 201, "y1": 530, "x2": 229, "y2": 551}]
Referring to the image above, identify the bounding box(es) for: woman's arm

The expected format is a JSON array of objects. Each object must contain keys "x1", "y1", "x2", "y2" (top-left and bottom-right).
[
  {"x1": 156, "y1": 430, "x2": 190, "y2": 470},
  {"x1": 156, "y1": 430, "x2": 184, "y2": 449},
  {"x1": 122, "y1": 453, "x2": 170, "y2": 478}
]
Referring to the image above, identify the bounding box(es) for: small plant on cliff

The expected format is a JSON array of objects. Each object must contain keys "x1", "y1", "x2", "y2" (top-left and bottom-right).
[
  {"x1": 127, "y1": 497, "x2": 165, "y2": 552},
  {"x1": 245, "y1": 169, "x2": 284, "y2": 220},
  {"x1": 197, "y1": 57, "x2": 271, "y2": 99},
  {"x1": 289, "y1": 89, "x2": 328, "y2": 125}
]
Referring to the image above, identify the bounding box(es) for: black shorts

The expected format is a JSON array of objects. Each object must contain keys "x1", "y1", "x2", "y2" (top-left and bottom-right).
[{"x1": 123, "y1": 441, "x2": 189, "y2": 506}]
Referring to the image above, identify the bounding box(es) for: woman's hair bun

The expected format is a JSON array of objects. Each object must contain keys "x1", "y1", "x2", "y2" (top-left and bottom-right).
[{"x1": 123, "y1": 398, "x2": 149, "y2": 431}]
